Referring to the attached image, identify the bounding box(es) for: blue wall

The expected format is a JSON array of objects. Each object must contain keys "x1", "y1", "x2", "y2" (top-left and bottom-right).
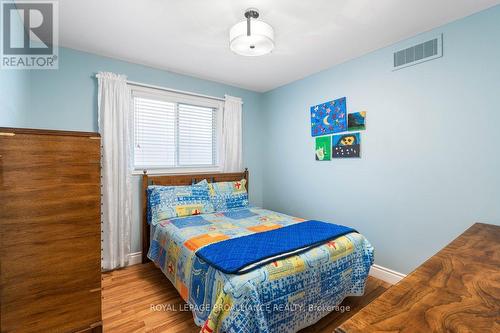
[
  {"x1": 6, "y1": 47, "x2": 265, "y2": 253},
  {"x1": 0, "y1": 70, "x2": 30, "y2": 126},
  {"x1": 262, "y1": 6, "x2": 500, "y2": 274},
  {"x1": 0, "y1": 10, "x2": 29, "y2": 126},
  {"x1": 2, "y1": 6, "x2": 499, "y2": 271}
]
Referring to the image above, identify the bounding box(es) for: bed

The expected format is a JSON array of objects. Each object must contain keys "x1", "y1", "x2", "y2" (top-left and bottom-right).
[{"x1": 142, "y1": 170, "x2": 374, "y2": 333}]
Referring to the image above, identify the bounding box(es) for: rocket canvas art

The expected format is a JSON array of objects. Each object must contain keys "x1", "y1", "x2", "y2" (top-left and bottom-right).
[{"x1": 310, "y1": 97, "x2": 347, "y2": 136}]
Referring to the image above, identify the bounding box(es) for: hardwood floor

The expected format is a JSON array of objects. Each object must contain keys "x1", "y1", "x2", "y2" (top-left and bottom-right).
[{"x1": 102, "y1": 263, "x2": 390, "y2": 333}]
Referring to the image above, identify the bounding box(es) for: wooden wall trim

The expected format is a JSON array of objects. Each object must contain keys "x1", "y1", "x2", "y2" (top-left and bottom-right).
[{"x1": 0, "y1": 127, "x2": 100, "y2": 137}]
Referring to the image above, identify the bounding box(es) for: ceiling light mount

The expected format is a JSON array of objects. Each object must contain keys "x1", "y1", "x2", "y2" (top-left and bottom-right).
[
  {"x1": 244, "y1": 8, "x2": 259, "y2": 36},
  {"x1": 230, "y1": 8, "x2": 274, "y2": 57}
]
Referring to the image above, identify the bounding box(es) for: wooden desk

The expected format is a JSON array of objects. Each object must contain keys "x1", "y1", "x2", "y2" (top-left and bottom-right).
[{"x1": 336, "y1": 223, "x2": 500, "y2": 333}]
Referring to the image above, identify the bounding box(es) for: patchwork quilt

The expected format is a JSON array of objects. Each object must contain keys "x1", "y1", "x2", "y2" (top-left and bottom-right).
[{"x1": 148, "y1": 207, "x2": 374, "y2": 333}]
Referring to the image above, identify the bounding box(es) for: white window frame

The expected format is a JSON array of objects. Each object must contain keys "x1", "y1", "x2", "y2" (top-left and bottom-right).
[{"x1": 130, "y1": 85, "x2": 224, "y2": 175}]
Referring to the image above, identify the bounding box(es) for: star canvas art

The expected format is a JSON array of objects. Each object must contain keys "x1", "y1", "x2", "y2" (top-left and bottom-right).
[
  {"x1": 310, "y1": 97, "x2": 347, "y2": 136},
  {"x1": 332, "y1": 133, "x2": 361, "y2": 158}
]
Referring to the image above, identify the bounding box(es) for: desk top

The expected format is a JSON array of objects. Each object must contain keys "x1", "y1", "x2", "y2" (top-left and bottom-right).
[{"x1": 336, "y1": 223, "x2": 500, "y2": 333}]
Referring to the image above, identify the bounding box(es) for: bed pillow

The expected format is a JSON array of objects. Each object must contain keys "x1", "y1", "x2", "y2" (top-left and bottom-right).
[
  {"x1": 147, "y1": 183, "x2": 215, "y2": 225},
  {"x1": 199, "y1": 179, "x2": 249, "y2": 211}
]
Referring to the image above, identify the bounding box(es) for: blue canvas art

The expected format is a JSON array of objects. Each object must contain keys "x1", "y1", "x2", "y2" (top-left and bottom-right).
[{"x1": 311, "y1": 97, "x2": 347, "y2": 136}]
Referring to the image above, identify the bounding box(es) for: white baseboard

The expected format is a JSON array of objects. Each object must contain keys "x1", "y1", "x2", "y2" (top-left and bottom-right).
[
  {"x1": 127, "y1": 252, "x2": 142, "y2": 266},
  {"x1": 369, "y1": 264, "x2": 406, "y2": 285}
]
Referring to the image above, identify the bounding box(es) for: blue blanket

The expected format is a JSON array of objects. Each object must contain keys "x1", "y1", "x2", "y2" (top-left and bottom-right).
[{"x1": 195, "y1": 220, "x2": 356, "y2": 274}]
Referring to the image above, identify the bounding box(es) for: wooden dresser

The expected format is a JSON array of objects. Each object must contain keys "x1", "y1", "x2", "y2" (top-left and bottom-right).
[
  {"x1": 336, "y1": 223, "x2": 500, "y2": 333},
  {"x1": 0, "y1": 128, "x2": 102, "y2": 332}
]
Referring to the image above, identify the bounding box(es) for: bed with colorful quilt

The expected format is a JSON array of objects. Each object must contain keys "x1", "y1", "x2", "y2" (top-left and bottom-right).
[{"x1": 142, "y1": 170, "x2": 374, "y2": 333}]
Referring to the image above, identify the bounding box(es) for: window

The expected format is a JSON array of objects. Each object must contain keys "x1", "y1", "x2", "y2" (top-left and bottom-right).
[{"x1": 132, "y1": 86, "x2": 223, "y2": 172}]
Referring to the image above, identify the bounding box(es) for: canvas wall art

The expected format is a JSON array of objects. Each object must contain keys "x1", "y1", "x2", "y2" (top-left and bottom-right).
[
  {"x1": 315, "y1": 136, "x2": 331, "y2": 161},
  {"x1": 310, "y1": 97, "x2": 347, "y2": 136},
  {"x1": 348, "y1": 111, "x2": 366, "y2": 131},
  {"x1": 332, "y1": 133, "x2": 361, "y2": 158}
]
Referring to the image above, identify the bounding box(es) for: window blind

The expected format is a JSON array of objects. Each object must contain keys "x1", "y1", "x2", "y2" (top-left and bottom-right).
[
  {"x1": 134, "y1": 97, "x2": 176, "y2": 168},
  {"x1": 133, "y1": 95, "x2": 217, "y2": 170},
  {"x1": 178, "y1": 103, "x2": 216, "y2": 166}
]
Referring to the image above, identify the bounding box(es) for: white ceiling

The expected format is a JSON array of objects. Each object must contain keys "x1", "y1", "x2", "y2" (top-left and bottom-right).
[{"x1": 59, "y1": 0, "x2": 500, "y2": 92}]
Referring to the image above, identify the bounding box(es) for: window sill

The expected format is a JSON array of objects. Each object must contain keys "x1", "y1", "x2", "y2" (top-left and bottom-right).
[{"x1": 131, "y1": 166, "x2": 222, "y2": 176}]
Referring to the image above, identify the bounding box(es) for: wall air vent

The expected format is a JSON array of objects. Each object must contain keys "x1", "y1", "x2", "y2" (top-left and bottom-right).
[{"x1": 393, "y1": 34, "x2": 443, "y2": 70}]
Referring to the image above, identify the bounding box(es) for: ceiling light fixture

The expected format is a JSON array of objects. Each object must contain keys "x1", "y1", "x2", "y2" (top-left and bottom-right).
[{"x1": 229, "y1": 8, "x2": 274, "y2": 56}]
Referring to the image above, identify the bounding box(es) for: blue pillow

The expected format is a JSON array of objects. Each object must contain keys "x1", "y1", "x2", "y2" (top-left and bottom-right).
[{"x1": 147, "y1": 183, "x2": 215, "y2": 225}]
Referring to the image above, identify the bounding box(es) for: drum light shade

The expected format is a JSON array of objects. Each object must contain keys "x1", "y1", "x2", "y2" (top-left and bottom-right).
[{"x1": 229, "y1": 10, "x2": 274, "y2": 56}]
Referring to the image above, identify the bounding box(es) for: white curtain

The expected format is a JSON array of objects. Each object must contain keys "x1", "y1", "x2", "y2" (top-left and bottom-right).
[
  {"x1": 222, "y1": 95, "x2": 243, "y2": 172},
  {"x1": 97, "y1": 72, "x2": 132, "y2": 270}
]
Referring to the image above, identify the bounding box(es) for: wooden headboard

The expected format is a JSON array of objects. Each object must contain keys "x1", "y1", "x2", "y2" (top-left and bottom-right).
[{"x1": 141, "y1": 168, "x2": 248, "y2": 263}]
